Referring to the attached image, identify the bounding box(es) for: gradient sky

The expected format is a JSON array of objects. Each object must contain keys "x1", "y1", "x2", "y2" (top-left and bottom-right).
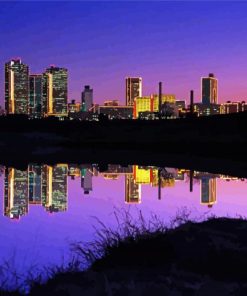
[{"x1": 1, "y1": 1, "x2": 247, "y2": 105}]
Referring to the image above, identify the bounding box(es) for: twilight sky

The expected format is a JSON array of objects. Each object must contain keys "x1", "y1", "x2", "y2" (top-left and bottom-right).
[{"x1": 1, "y1": 1, "x2": 247, "y2": 105}]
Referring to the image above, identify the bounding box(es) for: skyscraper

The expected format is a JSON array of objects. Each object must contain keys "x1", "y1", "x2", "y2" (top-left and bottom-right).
[
  {"x1": 4, "y1": 168, "x2": 29, "y2": 219},
  {"x1": 81, "y1": 85, "x2": 93, "y2": 111},
  {"x1": 43, "y1": 66, "x2": 68, "y2": 116},
  {"x1": 81, "y1": 168, "x2": 93, "y2": 194},
  {"x1": 29, "y1": 74, "x2": 43, "y2": 117},
  {"x1": 5, "y1": 59, "x2": 29, "y2": 114},
  {"x1": 28, "y1": 164, "x2": 42, "y2": 204},
  {"x1": 126, "y1": 77, "x2": 142, "y2": 106},
  {"x1": 200, "y1": 177, "x2": 217, "y2": 207},
  {"x1": 201, "y1": 73, "x2": 218, "y2": 105},
  {"x1": 41, "y1": 164, "x2": 68, "y2": 212}
]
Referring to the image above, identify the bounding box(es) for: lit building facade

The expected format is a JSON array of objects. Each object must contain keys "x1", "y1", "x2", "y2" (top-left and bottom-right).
[
  {"x1": 43, "y1": 66, "x2": 68, "y2": 116},
  {"x1": 4, "y1": 168, "x2": 29, "y2": 219},
  {"x1": 200, "y1": 177, "x2": 217, "y2": 207},
  {"x1": 125, "y1": 174, "x2": 141, "y2": 204},
  {"x1": 42, "y1": 164, "x2": 68, "y2": 212},
  {"x1": 28, "y1": 164, "x2": 42, "y2": 204},
  {"x1": 126, "y1": 77, "x2": 142, "y2": 106},
  {"x1": 5, "y1": 59, "x2": 29, "y2": 114},
  {"x1": 194, "y1": 103, "x2": 222, "y2": 116},
  {"x1": 221, "y1": 101, "x2": 247, "y2": 114},
  {"x1": 68, "y1": 100, "x2": 81, "y2": 113},
  {"x1": 81, "y1": 85, "x2": 93, "y2": 111},
  {"x1": 201, "y1": 73, "x2": 218, "y2": 105},
  {"x1": 104, "y1": 100, "x2": 119, "y2": 106},
  {"x1": 98, "y1": 105, "x2": 133, "y2": 119},
  {"x1": 133, "y1": 94, "x2": 176, "y2": 119},
  {"x1": 134, "y1": 166, "x2": 152, "y2": 184},
  {"x1": 29, "y1": 74, "x2": 43, "y2": 117}
]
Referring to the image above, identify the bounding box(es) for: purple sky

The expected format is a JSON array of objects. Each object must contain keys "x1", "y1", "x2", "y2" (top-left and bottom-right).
[{"x1": 1, "y1": 2, "x2": 247, "y2": 105}]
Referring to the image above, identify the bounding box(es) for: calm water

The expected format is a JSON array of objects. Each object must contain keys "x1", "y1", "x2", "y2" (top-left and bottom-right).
[{"x1": 0, "y1": 163, "x2": 247, "y2": 288}]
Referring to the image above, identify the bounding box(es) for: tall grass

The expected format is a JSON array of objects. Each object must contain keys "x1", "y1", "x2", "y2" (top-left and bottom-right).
[{"x1": 71, "y1": 207, "x2": 195, "y2": 268}]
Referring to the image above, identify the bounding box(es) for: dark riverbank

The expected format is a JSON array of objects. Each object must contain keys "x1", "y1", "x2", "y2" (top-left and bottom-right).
[
  {"x1": 1, "y1": 112, "x2": 247, "y2": 176},
  {"x1": 4, "y1": 217, "x2": 247, "y2": 296}
]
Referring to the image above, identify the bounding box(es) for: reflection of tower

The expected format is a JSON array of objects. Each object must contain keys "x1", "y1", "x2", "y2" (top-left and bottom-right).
[
  {"x1": 4, "y1": 168, "x2": 29, "y2": 219},
  {"x1": 28, "y1": 164, "x2": 42, "y2": 204},
  {"x1": 42, "y1": 164, "x2": 68, "y2": 212},
  {"x1": 81, "y1": 168, "x2": 92, "y2": 194},
  {"x1": 125, "y1": 174, "x2": 141, "y2": 204},
  {"x1": 201, "y1": 178, "x2": 217, "y2": 207}
]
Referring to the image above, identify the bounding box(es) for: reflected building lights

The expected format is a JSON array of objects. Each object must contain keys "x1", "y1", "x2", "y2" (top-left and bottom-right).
[
  {"x1": 2, "y1": 164, "x2": 242, "y2": 220},
  {"x1": 4, "y1": 168, "x2": 29, "y2": 219},
  {"x1": 125, "y1": 174, "x2": 141, "y2": 204},
  {"x1": 200, "y1": 177, "x2": 217, "y2": 207}
]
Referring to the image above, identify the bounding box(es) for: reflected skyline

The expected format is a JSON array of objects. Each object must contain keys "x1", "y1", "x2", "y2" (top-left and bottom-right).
[{"x1": 2, "y1": 163, "x2": 244, "y2": 220}]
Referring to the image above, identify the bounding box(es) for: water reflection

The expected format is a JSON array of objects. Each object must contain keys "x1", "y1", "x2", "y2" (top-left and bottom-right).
[{"x1": 3, "y1": 163, "x2": 244, "y2": 220}]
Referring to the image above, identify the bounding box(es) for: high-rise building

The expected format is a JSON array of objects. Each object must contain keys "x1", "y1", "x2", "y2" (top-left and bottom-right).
[
  {"x1": 4, "y1": 168, "x2": 29, "y2": 219},
  {"x1": 29, "y1": 74, "x2": 43, "y2": 117},
  {"x1": 201, "y1": 73, "x2": 218, "y2": 105},
  {"x1": 41, "y1": 164, "x2": 68, "y2": 212},
  {"x1": 81, "y1": 85, "x2": 93, "y2": 111},
  {"x1": 81, "y1": 168, "x2": 92, "y2": 194},
  {"x1": 5, "y1": 59, "x2": 29, "y2": 114},
  {"x1": 28, "y1": 164, "x2": 42, "y2": 204},
  {"x1": 200, "y1": 177, "x2": 217, "y2": 207},
  {"x1": 43, "y1": 66, "x2": 68, "y2": 116},
  {"x1": 126, "y1": 77, "x2": 142, "y2": 106}
]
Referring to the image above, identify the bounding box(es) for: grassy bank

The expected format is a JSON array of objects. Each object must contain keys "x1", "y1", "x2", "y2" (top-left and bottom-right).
[{"x1": 2, "y1": 211, "x2": 247, "y2": 295}]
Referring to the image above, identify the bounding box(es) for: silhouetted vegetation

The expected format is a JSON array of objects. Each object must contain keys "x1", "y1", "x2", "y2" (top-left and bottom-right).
[
  {"x1": 1, "y1": 112, "x2": 247, "y2": 176},
  {"x1": 2, "y1": 210, "x2": 247, "y2": 295}
]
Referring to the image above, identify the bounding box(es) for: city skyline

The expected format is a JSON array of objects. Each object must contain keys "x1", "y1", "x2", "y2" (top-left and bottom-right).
[
  {"x1": 3, "y1": 162, "x2": 232, "y2": 220},
  {"x1": 1, "y1": 2, "x2": 247, "y2": 105}
]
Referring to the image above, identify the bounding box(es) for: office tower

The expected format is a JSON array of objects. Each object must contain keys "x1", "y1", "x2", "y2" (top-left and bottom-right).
[
  {"x1": 29, "y1": 74, "x2": 43, "y2": 117},
  {"x1": 43, "y1": 66, "x2": 68, "y2": 116},
  {"x1": 4, "y1": 168, "x2": 29, "y2": 219},
  {"x1": 28, "y1": 164, "x2": 42, "y2": 204},
  {"x1": 81, "y1": 85, "x2": 93, "y2": 111},
  {"x1": 200, "y1": 177, "x2": 217, "y2": 207},
  {"x1": 201, "y1": 73, "x2": 218, "y2": 105},
  {"x1": 41, "y1": 164, "x2": 68, "y2": 212},
  {"x1": 81, "y1": 168, "x2": 92, "y2": 194},
  {"x1": 126, "y1": 77, "x2": 142, "y2": 106},
  {"x1": 5, "y1": 59, "x2": 29, "y2": 114},
  {"x1": 125, "y1": 174, "x2": 141, "y2": 204}
]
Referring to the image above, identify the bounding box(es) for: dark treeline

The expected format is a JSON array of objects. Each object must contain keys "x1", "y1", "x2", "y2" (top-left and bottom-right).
[
  {"x1": 1, "y1": 111, "x2": 247, "y2": 136},
  {"x1": 0, "y1": 112, "x2": 247, "y2": 175}
]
